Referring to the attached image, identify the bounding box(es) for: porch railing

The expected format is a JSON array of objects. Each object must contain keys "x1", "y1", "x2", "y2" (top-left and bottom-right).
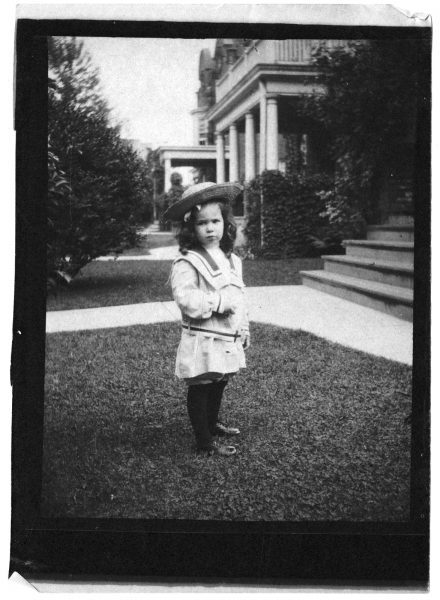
[{"x1": 215, "y1": 39, "x2": 347, "y2": 102}]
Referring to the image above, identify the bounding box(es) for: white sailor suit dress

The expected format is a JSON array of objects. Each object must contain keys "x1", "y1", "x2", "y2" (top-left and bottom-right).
[{"x1": 170, "y1": 247, "x2": 250, "y2": 382}]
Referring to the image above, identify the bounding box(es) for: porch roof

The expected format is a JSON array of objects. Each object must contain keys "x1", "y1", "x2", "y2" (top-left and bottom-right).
[{"x1": 158, "y1": 145, "x2": 229, "y2": 167}]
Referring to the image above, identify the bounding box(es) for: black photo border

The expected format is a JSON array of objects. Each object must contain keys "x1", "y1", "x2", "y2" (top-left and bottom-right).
[{"x1": 11, "y1": 18, "x2": 431, "y2": 587}]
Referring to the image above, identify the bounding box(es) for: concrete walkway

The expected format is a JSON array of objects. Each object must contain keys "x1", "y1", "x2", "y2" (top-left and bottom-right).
[
  {"x1": 46, "y1": 285, "x2": 413, "y2": 365},
  {"x1": 95, "y1": 245, "x2": 179, "y2": 261}
]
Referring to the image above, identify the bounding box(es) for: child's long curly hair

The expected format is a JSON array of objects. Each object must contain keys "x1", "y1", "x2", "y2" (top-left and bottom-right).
[{"x1": 176, "y1": 201, "x2": 237, "y2": 257}]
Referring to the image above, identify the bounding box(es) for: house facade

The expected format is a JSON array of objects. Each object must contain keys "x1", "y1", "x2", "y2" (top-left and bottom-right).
[
  {"x1": 160, "y1": 38, "x2": 342, "y2": 192},
  {"x1": 158, "y1": 37, "x2": 419, "y2": 320},
  {"x1": 159, "y1": 38, "x2": 345, "y2": 240},
  {"x1": 195, "y1": 38, "x2": 340, "y2": 182},
  {"x1": 160, "y1": 37, "x2": 416, "y2": 222}
]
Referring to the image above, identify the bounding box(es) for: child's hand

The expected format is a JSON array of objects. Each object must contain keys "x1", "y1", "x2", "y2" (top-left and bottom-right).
[
  {"x1": 242, "y1": 333, "x2": 251, "y2": 350},
  {"x1": 217, "y1": 290, "x2": 238, "y2": 315},
  {"x1": 224, "y1": 304, "x2": 237, "y2": 315}
]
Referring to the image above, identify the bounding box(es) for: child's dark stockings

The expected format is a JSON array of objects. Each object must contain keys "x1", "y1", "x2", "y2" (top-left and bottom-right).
[
  {"x1": 207, "y1": 380, "x2": 228, "y2": 435},
  {"x1": 186, "y1": 380, "x2": 228, "y2": 450}
]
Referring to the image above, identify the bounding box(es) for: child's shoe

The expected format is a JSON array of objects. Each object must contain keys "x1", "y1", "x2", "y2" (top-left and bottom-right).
[
  {"x1": 210, "y1": 441, "x2": 236, "y2": 456},
  {"x1": 197, "y1": 441, "x2": 236, "y2": 457},
  {"x1": 215, "y1": 421, "x2": 240, "y2": 437}
]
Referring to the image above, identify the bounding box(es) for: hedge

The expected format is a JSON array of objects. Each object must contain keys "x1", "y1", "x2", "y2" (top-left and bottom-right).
[{"x1": 244, "y1": 170, "x2": 365, "y2": 259}]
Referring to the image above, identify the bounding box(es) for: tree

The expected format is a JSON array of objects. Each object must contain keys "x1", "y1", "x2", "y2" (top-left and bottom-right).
[
  {"x1": 48, "y1": 37, "x2": 152, "y2": 286},
  {"x1": 299, "y1": 38, "x2": 421, "y2": 222}
]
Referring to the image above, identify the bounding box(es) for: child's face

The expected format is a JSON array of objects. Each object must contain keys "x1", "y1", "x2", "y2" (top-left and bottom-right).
[{"x1": 194, "y1": 202, "x2": 224, "y2": 250}]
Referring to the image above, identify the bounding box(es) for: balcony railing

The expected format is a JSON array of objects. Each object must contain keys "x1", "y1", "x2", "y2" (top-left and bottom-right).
[{"x1": 215, "y1": 39, "x2": 346, "y2": 102}]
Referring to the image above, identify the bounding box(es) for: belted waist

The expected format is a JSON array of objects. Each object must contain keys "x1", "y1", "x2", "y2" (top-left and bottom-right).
[{"x1": 182, "y1": 322, "x2": 241, "y2": 342}]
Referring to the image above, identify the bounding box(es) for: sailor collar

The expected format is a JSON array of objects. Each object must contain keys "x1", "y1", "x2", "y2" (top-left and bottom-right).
[{"x1": 174, "y1": 248, "x2": 244, "y2": 290}]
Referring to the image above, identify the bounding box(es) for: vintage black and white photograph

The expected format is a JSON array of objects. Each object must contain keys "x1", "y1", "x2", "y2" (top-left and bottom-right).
[{"x1": 11, "y1": 3, "x2": 431, "y2": 586}]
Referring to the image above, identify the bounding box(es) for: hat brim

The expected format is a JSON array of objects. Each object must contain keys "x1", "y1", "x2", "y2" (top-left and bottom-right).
[{"x1": 162, "y1": 183, "x2": 243, "y2": 222}]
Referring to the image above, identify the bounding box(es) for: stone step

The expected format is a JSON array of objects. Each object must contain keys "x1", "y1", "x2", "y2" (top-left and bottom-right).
[
  {"x1": 322, "y1": 255, "x2": 414, "y2": 289},
  {"x1": 343, "y1": 239, "x2": 414, "y2": 265},
  {"x1": 367, "y1": 224, "x2": 414, "y2": 242},
  {"x1": 300, "y1": 270, "x2": 413, "y2": 321}
]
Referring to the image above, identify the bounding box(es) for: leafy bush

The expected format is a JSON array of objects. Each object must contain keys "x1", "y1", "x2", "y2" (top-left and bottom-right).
[
  {"x1": 308, "y1": 189, "x2": 366, "y2": 255},
  {"x1": 298, "y1": 39, "x2": 421, "y2": 221},
  {"x1": 48, "y1": 37, "x2": 153, "y2": 286},
  {"x1": 47, "y1": 148, "x2": 76, "y2": 288},
  {"x1": 233, "y1": 246, "x2": 255, "y2": 261},
  {"x1": 244, "y1": 170, "x2": 365, "y2": 258},
  {"x1": 243, "y1": 176, "x2": 262, "y2": 254}
]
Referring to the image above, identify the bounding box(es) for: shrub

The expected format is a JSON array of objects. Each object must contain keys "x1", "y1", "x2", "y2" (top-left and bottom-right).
[
  {"x1": 297, "y1": 39, "x2": 421, "y2": 221},
  {"x1": 243, "y1": 176, "x2": 262, "y2": 255},
  {"x1": 244, "y1": 170, "x2": 365, "y2": 258},
  {"x1": 308, "y1": 188, "x2": 366, "y2": 255},
  {"x1": 47, "y1": 37, "x2": 152, "y2": 286}
]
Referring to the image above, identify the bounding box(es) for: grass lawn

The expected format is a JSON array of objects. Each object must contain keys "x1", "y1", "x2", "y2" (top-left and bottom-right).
[
  {"x1": 122, "y1": 230, "x2": 176, "y2": 255},
  {"x1": 46, "y1": 257, "x2": 323, "y2": 311},
  {"x1": 47, "y1": 260, "x2": 174, "y2": 310},
  {"x1": 42, "y1": 322, "x2": 412, "y2": 520}
]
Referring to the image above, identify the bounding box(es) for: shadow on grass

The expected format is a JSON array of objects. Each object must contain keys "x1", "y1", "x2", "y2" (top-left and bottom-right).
[{"x1": 42, "y1": 322, "x2": 412, "y2": 521}]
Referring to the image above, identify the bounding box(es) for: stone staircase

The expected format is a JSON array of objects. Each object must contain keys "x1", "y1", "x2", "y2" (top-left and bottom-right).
[{"x1": 300, "y1": 219, "x2": 414, "y2": 321}]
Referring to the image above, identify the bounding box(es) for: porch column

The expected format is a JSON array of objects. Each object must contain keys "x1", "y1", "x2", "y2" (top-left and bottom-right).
[
  {"x1": 266, "y1": 96, "x2": 279, "y2": 170},
  {"x1": 245, "y1": 112, "x2": 256, "y2": 181},
  {"x1": 229, "y1": 123, "x2": 239, "y2": 182},
  {"x1": 164, "y1": 158, "x2": 172, "y2": 192},
  {"x1": 215, "y1": 131, "x2": 225, "y2": 184},
  {"x1": 259, "y1": 83, "x2": 267, "y2": 173}
]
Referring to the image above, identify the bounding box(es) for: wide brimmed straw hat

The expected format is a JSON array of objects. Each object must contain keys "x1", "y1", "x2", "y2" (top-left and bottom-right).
[{"x1": 163, "y1": 181, "x2": 243, "y2": 222}]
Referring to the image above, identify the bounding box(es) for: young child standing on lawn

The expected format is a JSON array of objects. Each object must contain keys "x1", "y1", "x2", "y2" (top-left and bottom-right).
[{"x1": 164, "y1": 182, "x2": 250, "y2": 457}]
